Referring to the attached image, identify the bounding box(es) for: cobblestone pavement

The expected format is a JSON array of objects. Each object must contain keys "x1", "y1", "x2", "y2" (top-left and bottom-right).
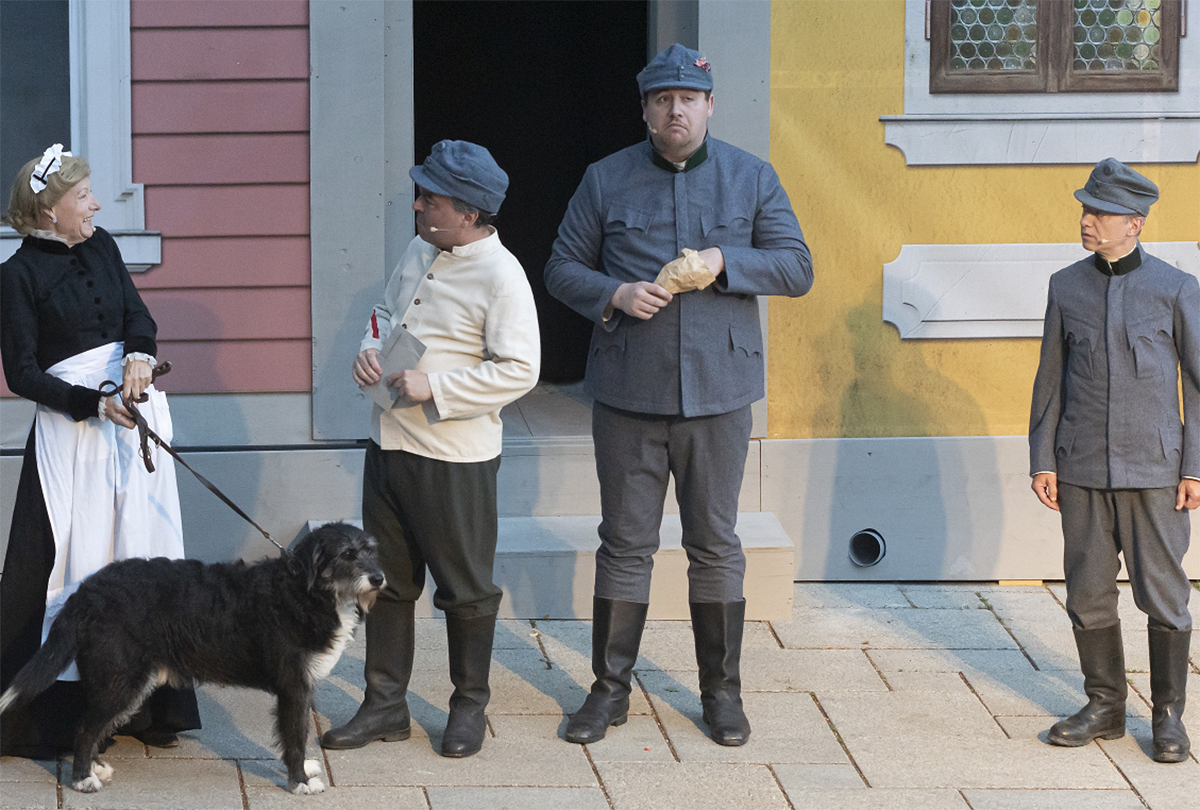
[{"x1": 2, "y1": 582, "x2": 1198, "y2": 809}]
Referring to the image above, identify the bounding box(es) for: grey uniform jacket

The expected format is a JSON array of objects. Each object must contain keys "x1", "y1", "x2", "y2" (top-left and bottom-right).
[
  {"x1": 544, "y1": 137, "x2": 813, "y2": 417},
  {"x1": 1029, "y1": 246, "x2": 1200, "y2": 489}
]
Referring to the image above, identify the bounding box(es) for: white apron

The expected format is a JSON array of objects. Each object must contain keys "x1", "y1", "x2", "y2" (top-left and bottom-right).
[{"x1": 37, "y1": 342, "x2": 184, "y2": 680}]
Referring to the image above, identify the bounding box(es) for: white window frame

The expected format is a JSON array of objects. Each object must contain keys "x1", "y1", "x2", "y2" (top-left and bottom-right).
[
  {"x1": 882, "y1": 0, "x2": 1200, "y2": 165},
  {"x1": 0, "y1": 0, "x2": 160, "y2": 270}
]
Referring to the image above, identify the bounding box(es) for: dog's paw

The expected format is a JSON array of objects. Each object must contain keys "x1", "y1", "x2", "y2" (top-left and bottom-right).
[
  {"x1": 72, "y1": 775, "x2": 103, "y2": 793},
  {"x1": 303, "y1": 759, "x2": 322, "y2": 778},
  {"x1": 290, "y1": 776, "x2": 326, "y2": 795},
  {"x1": 92, "y1": 760, "x2": 114, "y2": 783}
]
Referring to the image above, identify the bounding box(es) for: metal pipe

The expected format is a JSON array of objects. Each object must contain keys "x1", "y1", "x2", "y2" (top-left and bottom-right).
[{"x1": 849, "y1": 529, "x2": 887, "y2": 567}]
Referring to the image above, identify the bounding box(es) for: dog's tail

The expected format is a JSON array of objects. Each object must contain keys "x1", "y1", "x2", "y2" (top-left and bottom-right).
[{"x1": 0, "y1": 606, "x2": 80, "y2": 715}]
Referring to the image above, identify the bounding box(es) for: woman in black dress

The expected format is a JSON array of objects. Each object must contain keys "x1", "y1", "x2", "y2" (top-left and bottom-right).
[{"x1": 0, "y1": 145, "x2": 200, "y2": 757}]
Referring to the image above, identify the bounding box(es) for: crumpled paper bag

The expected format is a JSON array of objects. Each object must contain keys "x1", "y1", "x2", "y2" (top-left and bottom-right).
[{"x1": 654, "y1": 248, "x2": 716, "y2": 294}]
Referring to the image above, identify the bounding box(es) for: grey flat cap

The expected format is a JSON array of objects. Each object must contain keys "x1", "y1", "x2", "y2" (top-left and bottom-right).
[
  {"x1": 1074, "y1": 157, "x2": 1158, "y2": 217},
  {"x1": 637, "y1": 43, "x2": 713, "y2": 95},
  {"x1": 409, "y1": 140, "x2": 508, "y2": 213}
]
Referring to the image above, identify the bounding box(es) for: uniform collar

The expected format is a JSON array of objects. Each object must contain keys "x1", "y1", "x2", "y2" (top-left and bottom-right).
[
  {"x1": 437, "y1": 226, "x2": 502, "y2": 258},
  {"x1": 649, "y1": 137, "x2": 709, "y2": 173},
  {"x1": 1093, "y1": 244, "x2": 1141, "y2": 277}
]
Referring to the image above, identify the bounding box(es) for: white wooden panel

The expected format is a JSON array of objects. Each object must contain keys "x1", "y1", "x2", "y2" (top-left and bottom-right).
[
  {"x1": 309, "y1": 1, "x2": 383, "y2": 441},
  {"x1": 761, "y1": 435, "x2": 1200, "y2": 582}
]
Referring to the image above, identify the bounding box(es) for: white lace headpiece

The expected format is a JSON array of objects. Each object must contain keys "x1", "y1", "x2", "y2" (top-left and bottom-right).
[{"x1": 30, "y1": 143, "x2": 72, "y2": 194}]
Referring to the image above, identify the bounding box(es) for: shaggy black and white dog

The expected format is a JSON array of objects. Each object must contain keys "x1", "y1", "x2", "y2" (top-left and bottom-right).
[{"x1": 0, "y1": 521, "x2": 383, "y2": 795}]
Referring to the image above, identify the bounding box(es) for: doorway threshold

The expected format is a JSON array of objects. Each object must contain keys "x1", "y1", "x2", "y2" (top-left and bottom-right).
[{"x1": 501, "y1": 381, "x2": 593, "y2": 448}]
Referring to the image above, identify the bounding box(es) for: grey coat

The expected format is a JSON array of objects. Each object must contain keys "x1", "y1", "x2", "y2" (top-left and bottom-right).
[
  {"x1": 1029, "y1": 246, "x2": 1200, "y2": 489},
  {"x1": 544, "y1": 137, "x2": 812, "y2": 417}
]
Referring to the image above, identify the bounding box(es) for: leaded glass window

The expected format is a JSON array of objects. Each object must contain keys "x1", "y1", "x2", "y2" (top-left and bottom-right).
[
  {"x1": 930, "y1": 0, "x2": 1181, "y2": 93},
  {"x1": 1072, "y1": 0, "x2": 1162, "y2": 72},
  {"x1": 948, "y1": 0, "x2": 1038, "y2": 72}
]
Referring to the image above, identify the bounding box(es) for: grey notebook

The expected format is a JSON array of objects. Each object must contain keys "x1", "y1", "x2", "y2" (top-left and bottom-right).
[{"x1": 366, "y1": 326, "x2": 427, "y2": 410}]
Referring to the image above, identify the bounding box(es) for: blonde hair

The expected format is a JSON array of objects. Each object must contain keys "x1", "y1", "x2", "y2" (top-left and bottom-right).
[{"x1": 2, "y1": 153, "x2": 91, "y2": 235}]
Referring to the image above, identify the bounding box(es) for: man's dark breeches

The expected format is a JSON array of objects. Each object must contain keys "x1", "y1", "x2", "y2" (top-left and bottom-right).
[
  {"x1": 592, "y1": 402, "x2": 752, "y2": 604},
  {"x1": 1059, "y1": 482, "x2": 1192, "y2": 632},
  {"x1": 363, "y1": 441, "x2": 503, "y2": 618}
]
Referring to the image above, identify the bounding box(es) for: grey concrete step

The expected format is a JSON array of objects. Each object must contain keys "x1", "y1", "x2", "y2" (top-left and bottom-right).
[{"x1": 309, "y1": 512, "x2": 794, "y2": 621}]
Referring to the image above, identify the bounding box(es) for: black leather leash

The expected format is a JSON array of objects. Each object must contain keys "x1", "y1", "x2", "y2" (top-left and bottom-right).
[{"x1": 99, "y1": 361, "x2": 293, "y2": 564}]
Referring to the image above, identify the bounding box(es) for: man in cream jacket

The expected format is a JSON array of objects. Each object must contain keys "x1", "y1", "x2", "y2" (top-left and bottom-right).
[{"x1": 321, "y1": 140, "x2": 539, "y2": 759}]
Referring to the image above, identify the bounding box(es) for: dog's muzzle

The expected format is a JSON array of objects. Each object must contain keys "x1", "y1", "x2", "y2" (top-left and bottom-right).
[{"x1": 357, "y1": 573, "x2": 386, "y2": 612}]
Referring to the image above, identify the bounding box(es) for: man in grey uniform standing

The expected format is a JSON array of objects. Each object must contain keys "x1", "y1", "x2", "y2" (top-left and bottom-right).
[
  {"x1": 1030, "y1": 158, "x2": 1197, "y2": 763},
  {"x1": 545, "y1": 44, "x2": 812, "y2": 747}
]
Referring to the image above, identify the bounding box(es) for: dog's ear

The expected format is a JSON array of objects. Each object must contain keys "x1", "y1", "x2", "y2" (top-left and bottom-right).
[
  {"x1": 302, "y1": 535, "x2": 340, "y2": 594},
  {"x1": 304, "y1": 555, "x2": 321, "y2": 593},
  {"x1": 289, "y1": 532, "x2": 322, "y2": 593}
]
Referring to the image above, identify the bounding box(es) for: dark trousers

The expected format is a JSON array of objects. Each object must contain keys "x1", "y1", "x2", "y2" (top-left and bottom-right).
[
  {"x1": 592, "y1": 402, "x2": 752, "y2": 604},
  {"x1": 1059, "y1": 482, "x2": 1192, "y2": 631},
  {"x1": 362, "y1": 441, "x2": 503, "y2": 618}
]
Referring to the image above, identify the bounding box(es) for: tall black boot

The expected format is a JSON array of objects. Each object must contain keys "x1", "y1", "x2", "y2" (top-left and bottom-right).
[
  {"x1": 320, "y1": 599, "x2": 414, "y2": 749},
  {"x1": 1048, "y1": 623, "x2": 1126, "y2": 746},
  {"x1": 564, "y1": 597, "x2": 649, "y2": 744},
  {"x1": 691, "y1": 600, "x2": 751, "y2": 746},
  {"x1": 1149, "y1": 627, "x2": 1191, "y2": 763},
  {"x1": 441, "y1": 612, "x2": 497, "y2": 758}
]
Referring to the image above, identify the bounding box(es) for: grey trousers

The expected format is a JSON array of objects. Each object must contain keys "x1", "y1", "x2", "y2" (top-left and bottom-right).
[
  {"x1": 362, "y1": 441, "x2": 503, "y2": 618},
  {"x1": 1058, "y1": 482, "x2": 1192, "y2": 632},
  {"x1": 592, "y1": 402, "x2": 752, "y2": 604}
]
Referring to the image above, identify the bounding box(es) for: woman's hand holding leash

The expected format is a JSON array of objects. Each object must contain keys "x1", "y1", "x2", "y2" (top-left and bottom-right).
[
  {"x1": 103, "y1": 395, "x2": 136, "y2": 429},
  {"x1": 123, "y1": 358, "x2": 153, "y2": 403}
]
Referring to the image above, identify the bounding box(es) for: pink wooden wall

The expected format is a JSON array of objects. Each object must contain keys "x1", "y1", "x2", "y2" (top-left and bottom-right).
[{"x1": 130, "y1": 0, "x2": 311, "y2": 393}]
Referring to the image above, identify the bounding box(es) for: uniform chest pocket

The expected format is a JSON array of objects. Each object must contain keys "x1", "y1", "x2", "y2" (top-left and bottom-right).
[
  {"x1": 605, "y1": 204, "x2": 654, "y2": 235},
  {"x1": 1062, "y1": 315, "x2": 1099, "y2": 381},
  {"x1": 700, "y1": 206, "x2": 753, "y2": 243},
  {"x1": 1125, "y1": 311, "x2": 1173, "y2": 379}
]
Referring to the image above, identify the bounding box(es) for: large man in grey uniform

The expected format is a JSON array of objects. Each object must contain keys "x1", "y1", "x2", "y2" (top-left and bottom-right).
[
  {"x1": 544, "y1": 44, "x2": 812, "y2": 747},
  {"x1": 1030, "y1": 158, "x2": 1198, "y2": 763}
]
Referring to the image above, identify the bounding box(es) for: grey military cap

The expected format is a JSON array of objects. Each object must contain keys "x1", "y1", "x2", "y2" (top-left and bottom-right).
[{"x1": 1074, "y1": 157, "x2": 1159, "y2": 217}]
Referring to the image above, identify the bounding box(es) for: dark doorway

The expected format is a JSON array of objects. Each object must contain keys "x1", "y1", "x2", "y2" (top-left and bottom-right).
[{"x1": 413, "y1": 0, "x2": 648, "y2": 382}]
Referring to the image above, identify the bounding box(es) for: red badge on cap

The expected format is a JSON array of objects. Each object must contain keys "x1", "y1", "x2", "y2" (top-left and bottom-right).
[{"x1": 695, "y1": 57, "x2": 711, "y2": 72}]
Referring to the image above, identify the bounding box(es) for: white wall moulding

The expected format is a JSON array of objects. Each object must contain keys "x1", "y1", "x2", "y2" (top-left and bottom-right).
[
  {"x1": 100, "y1": 230, "x2": 161, "y2": 273},
  {"x1": 882, "y1": 114, "x2": 1200, "y2": 166},
  {"x1": 888, "y1": 0, "x2": 1200, "y2": 166},
  {"x1": 883, "y1": 242, "x2": 1200, "y2": 340}
]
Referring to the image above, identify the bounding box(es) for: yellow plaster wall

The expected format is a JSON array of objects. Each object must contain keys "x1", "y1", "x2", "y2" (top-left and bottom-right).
[{"x1": 766, "y1": 0, "x2": 1200, "y2": 440}]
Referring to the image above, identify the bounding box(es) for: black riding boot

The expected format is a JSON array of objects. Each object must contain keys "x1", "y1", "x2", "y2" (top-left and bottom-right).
[
  {"x1": 1048, "y1": 623, "x2": 1126, "y2": 746},
  {"x1": 441, "y1": 612, "x2": 497, "y2": 758},
  {"x1": 320, "y1": 599, "x2": 414, "y2": 749},
  {"x1": 564, "y1": 597, "x2": 649, "y2": 744},
  {"x1": 1149, "y1": 627, "x2": 1191, "y2": 763},
  {"x1": 691, "y1": 600, "x2": 751, "y2": 746}
]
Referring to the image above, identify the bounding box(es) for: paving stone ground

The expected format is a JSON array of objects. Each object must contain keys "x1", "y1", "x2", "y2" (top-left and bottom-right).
[{"x1": 2, "y1": 582, "x2": 1198, "y2": 809}]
